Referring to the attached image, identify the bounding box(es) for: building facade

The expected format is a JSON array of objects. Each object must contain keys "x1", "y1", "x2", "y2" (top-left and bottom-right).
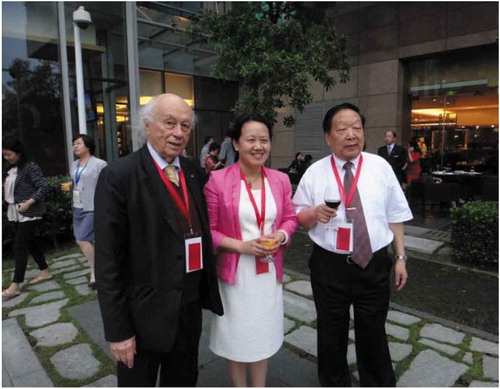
[
  {"x1": 271, "y1": 2, "x2": 498, "y2": 172},
  {"x1": 3, "y1": 2, "x2": 498, "y2": 175}
]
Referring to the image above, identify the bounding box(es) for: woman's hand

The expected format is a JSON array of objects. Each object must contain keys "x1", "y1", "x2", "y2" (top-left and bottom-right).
[
  {"x1": 239, "y1": 237, "x2": 278, "y2": 257},
  {"x1": 18, "y1": 201, "x2": 34, "y2": 213}
]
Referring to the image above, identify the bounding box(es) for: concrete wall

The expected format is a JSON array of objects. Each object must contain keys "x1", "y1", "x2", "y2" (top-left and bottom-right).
[{"x1": 270, "y1": 2, "x2": 498, "y2": 168}]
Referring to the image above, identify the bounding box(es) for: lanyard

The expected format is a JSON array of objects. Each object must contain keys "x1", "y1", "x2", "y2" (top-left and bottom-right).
[
  {"x1": 330, "y1": 154, "x2": 363, "y2": 209},
  {"x1": 153, "y1": 161, "x2": 193, "y2": 233},
  {"x1": 240, "y1": 168, "x2": 266, "y2": 234},
  {"x1": 74, "y1": 161, "x2": 88, "y2": 185}
]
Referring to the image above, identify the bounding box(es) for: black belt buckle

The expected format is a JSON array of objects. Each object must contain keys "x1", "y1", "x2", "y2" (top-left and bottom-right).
[{"x1": 346, "y1": 255, "x2": 354, "y2": 265}]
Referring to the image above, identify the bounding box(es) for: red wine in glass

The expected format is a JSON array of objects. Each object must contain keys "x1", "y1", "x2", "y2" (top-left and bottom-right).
[{"x1": 325, "y1": 199, "x2": 341, "y2": 210}]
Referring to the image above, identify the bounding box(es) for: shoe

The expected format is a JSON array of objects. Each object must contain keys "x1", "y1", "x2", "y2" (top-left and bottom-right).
[
  {"x1": 2, "y1": 289, "x2": 21, "y2": 299},
  {"x1": 88, "y1": 282, "x2": 96, "y2": 289},
  {"x1": 28, "y1": 273, "x2": 52, "y2": 285}
]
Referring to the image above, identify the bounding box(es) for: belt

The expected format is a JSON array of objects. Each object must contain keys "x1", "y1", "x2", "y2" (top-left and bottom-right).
[{"x1": 313, "y1": 244, "x2": 388, "y2": 265}]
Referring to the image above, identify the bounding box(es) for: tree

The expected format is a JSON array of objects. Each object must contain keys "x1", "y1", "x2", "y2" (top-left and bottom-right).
[{"x1": 189, "y1": 2, "x2": 351, "y2": 127}]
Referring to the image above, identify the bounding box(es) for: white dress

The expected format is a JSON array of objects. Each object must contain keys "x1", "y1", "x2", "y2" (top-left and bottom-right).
[{"x1": 209, "y1": 179, "x2": 284, "y2": 362}]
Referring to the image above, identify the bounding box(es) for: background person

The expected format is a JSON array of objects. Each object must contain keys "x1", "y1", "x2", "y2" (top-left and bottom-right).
[
  {"x1": 63, "y1": 134, "x2": 107, "y2": 289},
  {"x1": 204, "y1": 113, "x2": 298, "y2": 387},
  {"x1": 288, "y1": 152, "x2": 304, "y2": 174},
  {"x1": 2, "y1": 137, "x2": 50, "y2": 298},
  {"x1": 204, "y1": 142, "x2": 222, "y2": 174},
  {"x1": 377, "y1": 131, "x2": 408, "y2": 186},
  {"x1": 95, "y1": 93, "x2": 223, "y2": 387},
  {"x1": 406, "y1": 140, "x2": 422, "y2": 185},
  {"x1": 293, "y1": 103, "x2": 412, "y2": 386},
  {"x1": 200, "y1": 135, "x2": 214, "y2": 168},
  {"x1": 219, "y1": 130, "x2": 237, "y2": 166}
]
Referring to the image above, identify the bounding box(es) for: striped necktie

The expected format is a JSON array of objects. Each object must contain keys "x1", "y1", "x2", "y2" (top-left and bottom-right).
[
  {"x1": 164, "y1": 165, "x2": 179, "y2": 187},
  {"x1": 343, "y1": 161, "x2": 373, "y2": 268}
]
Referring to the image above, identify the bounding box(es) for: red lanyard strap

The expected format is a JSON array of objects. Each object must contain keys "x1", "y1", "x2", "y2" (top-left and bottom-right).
[
  {"x1": 330, "y1": 154, "x2": 363, "y2": 209},
  {"x1": 154, "y1": 161, "x2": 192, "y2": 231},
  {"x1": 240, "y1": 168, "x2": 266, "y2": 234}
]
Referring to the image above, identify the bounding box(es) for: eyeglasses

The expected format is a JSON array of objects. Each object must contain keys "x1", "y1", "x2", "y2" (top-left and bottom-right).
[{"x1": 162, "y1": 119, "x2": 192, "y2": 133}]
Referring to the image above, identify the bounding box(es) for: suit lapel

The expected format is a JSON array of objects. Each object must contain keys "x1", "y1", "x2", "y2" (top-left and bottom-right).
[{"x1": 139, "y1": 146, "x2": 183, "y2": 240}]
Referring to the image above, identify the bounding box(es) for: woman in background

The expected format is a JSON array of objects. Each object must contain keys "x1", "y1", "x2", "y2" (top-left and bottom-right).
[
  {"x1": 63, "y1": 134, "x2": 107, "y2": 289},
  {"x1": 204, "y1": 114, "x2": 298, "y2": 386},
  {"x1": 2, "y1": 137, "x2": 50, "y2": 298},
  {"x1": 406, "y1": 140, "x2": 422, "y2": 185},
  {"x1": 205, "y1": 141, "x2": 223, "y2": 174}
]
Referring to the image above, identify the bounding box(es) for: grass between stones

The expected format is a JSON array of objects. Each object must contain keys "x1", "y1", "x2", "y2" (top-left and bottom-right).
[{"x1": 2, "y1": 244, "x2": 115, "y2": 386}]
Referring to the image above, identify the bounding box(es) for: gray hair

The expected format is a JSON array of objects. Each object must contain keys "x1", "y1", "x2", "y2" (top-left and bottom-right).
[{"x1": 139, "y1": 95, "x2": 196, "y2": 131}]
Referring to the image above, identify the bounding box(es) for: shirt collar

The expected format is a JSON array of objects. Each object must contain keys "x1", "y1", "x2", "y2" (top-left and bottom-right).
[
  {"x1": 147, "y1": 142, "x2": 180, "y2": 171},
  {"x1": 332, "y1": 153, "x2": 361, "y2": 172}
]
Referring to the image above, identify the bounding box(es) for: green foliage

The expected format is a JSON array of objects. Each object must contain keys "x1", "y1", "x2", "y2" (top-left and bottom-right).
[
  {"x1": 189, "y1": 2, "x2": 351, "y2": 126},
  {"x1": 2, "y1": 175, "x2": 73, "y2": 256},
  {"x1": 451, "y1": 201, "x2": 498, "y2": 269}
]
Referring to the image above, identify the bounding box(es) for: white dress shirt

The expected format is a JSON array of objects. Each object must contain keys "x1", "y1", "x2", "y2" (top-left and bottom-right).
[
  {"x1": 147, "y1": 142, "x2": 180, "y2": 180},
  {"x1": 293, "y1": 152, "x2": 413, "y2": 254}
]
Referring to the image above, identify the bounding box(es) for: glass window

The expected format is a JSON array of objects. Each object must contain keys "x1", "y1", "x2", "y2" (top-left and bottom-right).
[{"x1": 408, "y1": 45, "x2": 498, "y2": 171}]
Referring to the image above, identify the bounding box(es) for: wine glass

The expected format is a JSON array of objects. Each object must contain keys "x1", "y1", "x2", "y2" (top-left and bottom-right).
[
  {"x1": 324, "y1": 186, "x2": 341, "y2": 230},
  {"x1": 258, "y1": 222, "x2": 278, "y2": 263}
]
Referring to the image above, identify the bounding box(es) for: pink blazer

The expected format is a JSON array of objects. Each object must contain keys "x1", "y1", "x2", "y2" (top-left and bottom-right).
[{"x1": 204, "y1": 163, "x2": 298, "y2": 285}]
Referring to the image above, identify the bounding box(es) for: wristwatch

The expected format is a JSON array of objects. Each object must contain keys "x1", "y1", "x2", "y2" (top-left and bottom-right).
[{"x1": 395, "y1": 254, "x2": 408, "y2": 261}]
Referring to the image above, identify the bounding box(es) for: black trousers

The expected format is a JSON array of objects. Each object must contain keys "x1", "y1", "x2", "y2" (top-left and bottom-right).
[
  {"x1": 310, "y1": 244, "x2": 395, "y2": 387},
  {"x1": 117, "y1": 301, "x2": 202, "y2": 387},
  {"x1": 11, "y1": 220, "x2": 48, "y2": 283}
]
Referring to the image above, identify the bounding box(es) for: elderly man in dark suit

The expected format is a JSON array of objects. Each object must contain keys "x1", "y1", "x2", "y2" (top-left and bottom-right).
[
  {"x1": 95, "y1": 93, "x2": 223, "y2": 387},
  {"x1": 377, "y1": 131, "x2": 408, "y2": 185}
]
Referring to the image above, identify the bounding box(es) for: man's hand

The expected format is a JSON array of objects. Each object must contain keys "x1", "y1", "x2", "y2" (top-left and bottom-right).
[
  {"x1": 313, "y1": 204, "x2": 338, "y2": 224},
  {"x1": 394, "y1": 259, "x2": 408, "y2": 291},
  {"x1": 110, "y1": 336, "x2": 136, "y2": 368}
]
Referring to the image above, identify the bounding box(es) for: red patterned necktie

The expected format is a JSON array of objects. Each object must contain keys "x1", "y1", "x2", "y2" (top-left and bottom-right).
[{"x1": 343, "y1": 161, "x2": 373, "y2": 268}]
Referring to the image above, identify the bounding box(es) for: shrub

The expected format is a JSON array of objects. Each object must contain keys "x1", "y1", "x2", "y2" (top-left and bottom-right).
[
  {"x1": 2, "y1": 175, "x2": 73, "y2": 257},
  {"x1": 451, "y1": 201, "x2": 498, "y2": 270}
]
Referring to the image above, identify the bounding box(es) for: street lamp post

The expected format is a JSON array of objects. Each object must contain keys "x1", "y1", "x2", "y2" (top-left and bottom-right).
[{"x1": 73, "y1": 6, "x2": 92, "y2": 135}]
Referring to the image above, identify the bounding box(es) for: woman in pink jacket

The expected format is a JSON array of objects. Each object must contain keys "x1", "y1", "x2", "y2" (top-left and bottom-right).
[{"x1": 204, "y1": 113, "x2": 298, "y2": 386}]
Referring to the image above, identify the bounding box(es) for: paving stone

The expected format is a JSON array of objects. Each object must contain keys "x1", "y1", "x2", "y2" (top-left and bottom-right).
[
  {"x1": 2, "y1": 292, "x2": 29, "y2": 308},
  {"x1": 10, "y1": 268, "x2": 39, "y2": 280},
  {"x1": 66, "y1": 276, "x2": 88, "y2": 285},
  {"x1": 347, "y1": 343, "x2": 356, "y2": 365},
  {"x1": 49, "y1": 258, "x2": 78, "y2": 270},
  {"x1": 52, "y1": 253, "x2": 84, "y2": 262},
  {"x1": 483, "y1": 356, "x2": 499, "y2": 381},
  {"x1": 463, "y1": 352, "x2": 473, "y2": 364},
  {"x1": 52, "y1": 264, "x2": 81, "y2": 275},
  {"x1": 469, "y1": 381, "x2": 498, "y2": 387},
  {"x1": 404, "y1": 235, "x2": 444, "y2": 254},
  {"x1": 28, "y1": 280, "x2": 60, "y2": 292},
  {"x1": 29, "y1": 323, "x2": 78, "y2": 347},
  {"x1": 419, "y1": 338, "x2": 460, "y2": 356},
  {"x1": 386, "y1": 322, "x2": 410, "y2": 341},
  {"x1": 397, "y1": 349, "x2": 468, "y2": 387},
  {"x1": 470, "y1": 337, "x2": 499, "y2": 356},
  {"x1": 283, "y1": 291, "x2": 317, "y2": 324},
  {"x1": 387, "y1": 310, "x2": 420, "y2": 326},
  {"x1": 84, "y1": 375, "x2": 117, "y2": 387},
  {"x1": 349, "y1": 329, "x2": 355, "y2": 341},
  {"x1": 284, "y1": 326, "x2": 317, "y2": 357},
  {"x1": 77, "y1": 256, "x2": 89, "y2": 264},
  {"x1": 9, "y1": 299, "x2": 69, "y2": 328},
  {"x1": 50, "y1": 343, "x2": 100, "y2": 380},
  {"x1": 282, "y1": 274, "x2": 292, "y2": 283},
  {"x1": 284, "y1": 318, "x2": 295, "y2": 334},
  {"x1": 2, "y1": 318, "x2": 53, "y2": 387},
  {"x1": 75, "y1": 284, "x2": 93, "y2": 296},
  {"x1": 30, "y1": 291, "x2": 66, "y2": 305},
  {"x1": 389, "y1": 342, "x2": 412, "y2": 362},
  {"x1": 285, "y1": 280, "x2": 313, "y2": 297},
  {"x1": 63, "y1": 268, "x2": 91, "y2": 280},
  {"x1": 420, "y1": 323, "x2": 465, "y2": 345},
  {"x1": 350, "y1": 305, "x2": 354, "y2": 320}
]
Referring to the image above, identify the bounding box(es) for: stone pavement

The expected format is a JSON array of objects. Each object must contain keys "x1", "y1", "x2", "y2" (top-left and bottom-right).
[{"x1": 2, "y1": 234, "x2": 499, "y2": 387}]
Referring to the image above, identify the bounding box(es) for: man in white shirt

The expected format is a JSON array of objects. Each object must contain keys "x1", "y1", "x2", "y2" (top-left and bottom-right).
[
  {"x1": 293, "y1": 103, "x2": 412, "y2": 387},
  {"x1": 200, "y1": 135, "x2": 214, "y2": 168}
]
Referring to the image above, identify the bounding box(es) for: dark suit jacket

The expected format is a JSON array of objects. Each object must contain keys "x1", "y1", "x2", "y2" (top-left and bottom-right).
[
  {"x1": 94, "y1": 146, "x2": 223, "y2": 353},
  {"x1": 377, "y1": 144, "x2": 408, "y2": 183}
]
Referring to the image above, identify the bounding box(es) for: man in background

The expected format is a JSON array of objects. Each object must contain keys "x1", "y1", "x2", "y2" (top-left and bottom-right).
[
  {"x1": 219, "y1": 130, "x2": 237, "y2": 166},
  {"x1": 200, "y1": 135, "x2": 214, "y2": 168},
  {"x1": 378, "y1": 131, "x2": 407, "y2": 186}
]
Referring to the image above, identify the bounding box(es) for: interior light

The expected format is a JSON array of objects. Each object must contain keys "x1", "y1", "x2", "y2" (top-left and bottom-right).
[
  {"x1": 140, "y1": 96, "x2": 153, "y2": 105},
  {"x1": 184, "y1": 99, "x2": 194, "y2": 107}
]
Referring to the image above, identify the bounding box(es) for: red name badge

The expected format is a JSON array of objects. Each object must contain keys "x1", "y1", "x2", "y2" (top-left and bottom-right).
[
  {"x1": 335, "y1": 223, "x2": 354, "y2": 253},
  {"x1": 185, "y1": 236, "x2": 203, "y2": 272}
]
